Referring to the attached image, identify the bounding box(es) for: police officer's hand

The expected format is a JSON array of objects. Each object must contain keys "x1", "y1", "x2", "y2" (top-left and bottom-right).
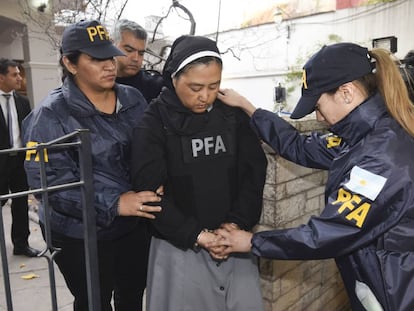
[
  {"x1": 117, "y1": 189, "x2": 162, "y2": 219},
  {"x1": 218, "y1": 88, "x2": 257, "y2": 117},
  {"x1": 208, "y1": 228, "x2": 253, "y2": 256}
]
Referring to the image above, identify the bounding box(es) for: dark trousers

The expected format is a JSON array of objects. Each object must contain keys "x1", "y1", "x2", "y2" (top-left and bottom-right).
[
  {"x1": 42, "y1": 222, "x2": 151, "y2": 311},
  {"x1": 0, "y1": 154, "x2": 30, "y2": 248}
]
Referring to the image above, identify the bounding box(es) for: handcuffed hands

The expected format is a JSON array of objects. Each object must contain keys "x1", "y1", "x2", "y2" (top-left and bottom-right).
[{"x1": 197, "y1": 223, "x2": 253, "y2": 260}]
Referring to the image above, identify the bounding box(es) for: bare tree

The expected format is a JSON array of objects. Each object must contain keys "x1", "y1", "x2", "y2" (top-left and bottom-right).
[
  {"x1": 18, "y1": 0, "x2": 129, "y2": 50},
  {"x1": 18, "y1": 0, "x2": 198, "y2": 70}
]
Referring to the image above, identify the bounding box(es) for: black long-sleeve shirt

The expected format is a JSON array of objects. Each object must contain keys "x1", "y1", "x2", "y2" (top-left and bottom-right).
[{"x1": 131, "y1": 88, "x2": 267, "y2": 249}]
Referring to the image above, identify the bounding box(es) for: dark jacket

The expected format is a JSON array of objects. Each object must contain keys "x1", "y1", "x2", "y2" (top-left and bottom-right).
[
  {"x1": 0, "y1": 92, "x2": 31, "y2": 204},
  {"x1": 0, "y1": 92, "x2": 31, "y2": 167},
  {"x1": 250, "y1": 93, "x2": 414, "y2": 311},
  {"x1": 22, "y1": 77, "x2": 148, "y2": 240},
  {"x1": 131, "y1": 88, "x2": 268, "y2": 249},
  {"x1": 116, "y1": 69, "x2": 163, "y2": 104}
]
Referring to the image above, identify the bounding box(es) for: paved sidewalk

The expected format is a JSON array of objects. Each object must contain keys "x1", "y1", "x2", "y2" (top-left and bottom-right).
[{"x1": 0, "y1": 199, "x2": 72, "y2": 310}]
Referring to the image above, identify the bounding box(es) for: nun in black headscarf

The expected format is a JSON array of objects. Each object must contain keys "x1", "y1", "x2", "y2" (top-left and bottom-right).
[{"x1": 131, "y1": 35, "x2": 267, "y2": 311}]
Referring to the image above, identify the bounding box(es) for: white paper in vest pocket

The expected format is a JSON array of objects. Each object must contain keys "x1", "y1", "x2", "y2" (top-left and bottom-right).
[{"x1": 355, "y1": 280, "x2": 384, "y2": 311}]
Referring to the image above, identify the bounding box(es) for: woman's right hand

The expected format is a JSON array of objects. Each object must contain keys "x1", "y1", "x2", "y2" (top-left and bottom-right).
[{"x1": 117, "y1": 189, "x2": 162, "y2": 219}]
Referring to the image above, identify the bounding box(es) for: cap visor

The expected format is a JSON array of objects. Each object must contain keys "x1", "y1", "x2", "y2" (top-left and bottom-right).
[
  {"x1": 80, "y1": 44, "x2": 125, "y2": 59},
  {"x1": 290, "y1": 94, "x2": 320, "y2": 119}
]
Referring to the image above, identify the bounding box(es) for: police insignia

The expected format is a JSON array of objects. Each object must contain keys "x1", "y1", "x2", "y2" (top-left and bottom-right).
[
  {"x1": 301, "y1": 70, "x2": 308, "y2": 89},
  {"x1": 181, "y1": 129, "x2": 235, "y2": 163},
  {"x1": 326, "y1": 136, "x2": 342, "y2": 148},
  {"x1": 25, "y1": 141, "x2": 49, "y2": 162}
]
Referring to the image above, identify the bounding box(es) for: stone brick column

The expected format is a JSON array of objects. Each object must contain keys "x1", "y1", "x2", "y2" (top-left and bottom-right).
[{"x1": 257, "y1": 118, "x2": 351, "y2": 311}]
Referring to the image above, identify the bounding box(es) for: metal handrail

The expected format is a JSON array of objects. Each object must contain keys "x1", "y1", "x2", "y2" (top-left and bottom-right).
[{"x1": 0, "y1": 129, "x2": 101, "y2": 310}]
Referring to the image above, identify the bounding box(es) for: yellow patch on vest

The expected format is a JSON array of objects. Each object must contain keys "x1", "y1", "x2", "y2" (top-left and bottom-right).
[
  {"x1": 25, "y1": 141, "x2": 49, "y2": 162},
  {"x1": 332, "y1": 188, "x2": 371, "y2": 228}
]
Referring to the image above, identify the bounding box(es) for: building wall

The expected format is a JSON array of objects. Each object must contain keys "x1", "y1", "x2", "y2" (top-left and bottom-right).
[
  {"x1": 258, "y1": 118, "x2": 351, "y2": 310},
  {"x1": 216, "y1": 0, "x2": 414, "y2": 113},
  {"x1": 0, "y1": 0, "x2": 60, "y2": 107},
  {"x1": 3, "y1": 1, "x2": 411, "y2": 111}
]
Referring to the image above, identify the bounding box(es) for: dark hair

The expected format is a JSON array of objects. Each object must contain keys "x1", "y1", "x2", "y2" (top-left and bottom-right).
[
  {"x1": 401, "y1": 50, "x2": 414, "y2": 102},
  {"x1": 403, "y1": 50, "x2": 414, "y2": 64},
  {"x1": 173, "y1": 56, "x2": 222, "y2": 80},
  {"x1": 59, "y1": 49, "x2": 81, "y2": 81},
  {"x1": 0, "y1": 58, "x2": 19, "y2": 75}
]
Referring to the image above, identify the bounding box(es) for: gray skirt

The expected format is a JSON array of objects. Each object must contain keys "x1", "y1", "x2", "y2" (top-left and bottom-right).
[{"x1": 146, "y1": 236, "x2": 265, "y2": 311}]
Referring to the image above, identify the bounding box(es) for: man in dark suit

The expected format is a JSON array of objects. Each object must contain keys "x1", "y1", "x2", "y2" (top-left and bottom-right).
[{"x1": 0, "y1": 58, "x2": 39, "y2": 257}]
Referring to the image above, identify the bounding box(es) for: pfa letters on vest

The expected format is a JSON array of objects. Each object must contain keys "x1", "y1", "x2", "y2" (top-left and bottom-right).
[
  {"x1": 192, "y1": 135, "x2": 226, "y2": 157},
  {"x1": 181, "y1": 130, "x2": 235, "y2": 163}
]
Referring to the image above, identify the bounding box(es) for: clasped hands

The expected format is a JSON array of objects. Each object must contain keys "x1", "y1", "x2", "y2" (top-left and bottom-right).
[
  {"x1": 197, "y1": 223, "x2": 254, "y2": 260},
  {"x1": 116, "y1": 187, "x2": 254, "y2": 257}
]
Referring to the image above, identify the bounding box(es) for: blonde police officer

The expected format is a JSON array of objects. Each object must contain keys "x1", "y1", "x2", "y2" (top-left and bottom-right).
[{"x1": 213, "y1": 42, "x2": 414, "y2": 311}]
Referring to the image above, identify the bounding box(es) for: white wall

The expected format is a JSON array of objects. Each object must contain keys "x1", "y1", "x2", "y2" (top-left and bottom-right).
[
  {"x1": 0, "y1": 0, "x2": 60, "y2": 107},
  {"x1": 216, "y1": 0, "x2": 414, "y2": 114},
  {"x1": 22, "y1": 22, "x2": 61, "y2": 106},
  {"x1": 2, "y1": 0, "x2": 413, "y2": 111}
]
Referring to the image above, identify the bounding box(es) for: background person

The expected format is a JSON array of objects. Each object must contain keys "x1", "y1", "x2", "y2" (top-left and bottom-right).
[
  {"x1": 111, "y1": 19, "x2": 164, "y2": 103},
  {"x1": 0, "y1": 58, "x2": 40, "y2": 257},
  {"x1": 22, "y1": 20, "x2": 161, "y2": 311},
  {"x1": 130, "y1": 35, "x2": 267, "y2": 311},
  {"x1": 401, "y1": 50, "x2": 414, "y2": 102},
  {"x1": 212, "y1": 42, "x2": 414, "y2": 311}
]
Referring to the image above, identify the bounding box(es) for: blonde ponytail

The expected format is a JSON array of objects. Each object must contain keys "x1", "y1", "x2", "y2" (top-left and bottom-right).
[{"x1": 369, "y1": 48, "x2": 414, "y2": 137}]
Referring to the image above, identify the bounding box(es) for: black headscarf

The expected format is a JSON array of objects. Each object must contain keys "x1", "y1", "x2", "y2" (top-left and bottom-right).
[
  {"x1": 162, "y1": 35, "x2": 221, "y2": 90},
  {"x1": 156, "y1": 35, "x2": 223, "y2": 135}
]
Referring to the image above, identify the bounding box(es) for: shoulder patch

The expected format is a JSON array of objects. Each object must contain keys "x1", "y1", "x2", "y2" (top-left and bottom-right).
[
  {"x1": 326, "y1": 135, "x2": 342, "y2": 148},
  {"x1": 344, "y1": 166, "x2": 386, "y2": 201}
]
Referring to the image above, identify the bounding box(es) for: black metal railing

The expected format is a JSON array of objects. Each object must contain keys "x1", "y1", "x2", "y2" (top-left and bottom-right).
[{"x1": 0, "y1": 129, "x2": 101, "y2": 310}]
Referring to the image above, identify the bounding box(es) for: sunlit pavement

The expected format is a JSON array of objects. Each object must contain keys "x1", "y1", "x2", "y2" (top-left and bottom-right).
[{"x1": 0, "y1": 198, "x2": 73, "y2": 310}]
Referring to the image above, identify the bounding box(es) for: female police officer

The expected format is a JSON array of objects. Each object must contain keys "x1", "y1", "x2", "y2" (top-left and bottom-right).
[
  {"x1": 212, "y1": 43, "x2": 414, "y2": 311},
  {"x1": 23, "y1": 20, "x2": 161, "y2": 310}
]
